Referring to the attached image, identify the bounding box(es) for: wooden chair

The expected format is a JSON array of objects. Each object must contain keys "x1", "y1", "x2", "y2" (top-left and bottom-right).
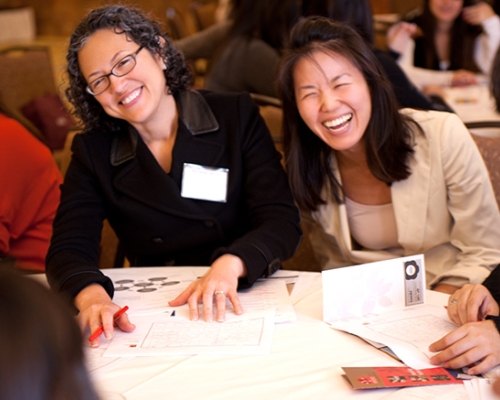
[
  {"x1": 250, "y1": 93, "x2": 284, "y2": 150},
  {"x1": 165, "y1": 7, "x2": 190, "y2": 40},
  {"x1": 0, "y1": 45, "x2": 58, "y2": 113},
  {"x1": 189, "y1": 0, "x2": 218, "y2": 32},
  {"x1": 248, "y1": 93, "x2": 321, "y2": 272},
  {"x1": 0, "y1": 45, "x2": 70, "y2": 166}
]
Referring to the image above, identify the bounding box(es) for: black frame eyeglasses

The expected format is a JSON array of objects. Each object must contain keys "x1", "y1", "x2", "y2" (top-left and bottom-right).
[{"x1": 86, "y1": 46, "x2": 144, "y2": 96}]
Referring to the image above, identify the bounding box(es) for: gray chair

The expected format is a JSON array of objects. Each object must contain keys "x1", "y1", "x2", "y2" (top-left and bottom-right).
[{"x1": 466, "y1": 121, "x2": 500, "y2": 210}]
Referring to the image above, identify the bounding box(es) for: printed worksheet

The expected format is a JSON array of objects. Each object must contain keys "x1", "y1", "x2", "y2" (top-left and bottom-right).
[
  {"x1": 105, "y1": 267, "x2": 198, "y2": 316},
  {"x1": 238, "y1": 278, "x2": 296, "y2": 323},
  {"x1": 321, "y1": 255, "x2": 460, "y2": 369},
  {"x1": 331, "y1": 305, "x2": 456, "y2": 369},
  {"x1": 84, "y1": 337, "x2": 134, "y2": 376},
  {"x1": 103, "y1": 309, "x2": 276, "y2": 357}
]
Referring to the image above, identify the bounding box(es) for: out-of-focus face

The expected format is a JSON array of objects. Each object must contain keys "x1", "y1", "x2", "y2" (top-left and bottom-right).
[
  {"x1": 429, "y1": 0, "x2": 464, "y2": 23},
  {"x1": 78, "y1": 28, "x2": 169, "y2": 130},
  {"x1": 293, "y1": 50, "x2": 371, "y2": 155}
]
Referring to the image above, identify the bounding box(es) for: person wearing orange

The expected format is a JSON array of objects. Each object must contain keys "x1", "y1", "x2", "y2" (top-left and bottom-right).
[{"x1": 0, "y1": 104, "x2": 62, "y2": 272}]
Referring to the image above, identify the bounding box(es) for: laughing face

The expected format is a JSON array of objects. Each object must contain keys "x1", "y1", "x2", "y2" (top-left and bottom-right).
[
  {"x1": 293, "y1": 50, "x2": 372, "y2": 154},
  {"x1": 77, "y1": 29, "x2": 171, "y2": 132}
]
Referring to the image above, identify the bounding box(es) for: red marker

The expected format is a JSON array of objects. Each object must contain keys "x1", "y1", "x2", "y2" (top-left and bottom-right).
[{"x1": 88, "y1": 305, "x2": 129, "y2": 342}]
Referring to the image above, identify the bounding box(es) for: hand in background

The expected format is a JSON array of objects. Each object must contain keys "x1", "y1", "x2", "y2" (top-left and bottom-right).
[
  {"x1": 451, "y1": 70, "x2": 478, "y2": 86},
  {"x1": 447, "y1": 283, "x2": 499, "y2": 326},
  {"x1": 422, "y1": 84, "x2": 446, "y2": 97},
  {"x1": 429, "y1": 319, "x2": 500, "y2": 375},
  {"x1": 75, "y1": 283, "x2": 135, "y2": 347},
  {"x1": 462, "y1": 2, "x2": 496, "y2": 26},
  {"x1": 387, "y1": 22, "x2": 418, "y2": 55},
  {"x1": 168, "y1": 254, "x2": 246, "y2": 322}
]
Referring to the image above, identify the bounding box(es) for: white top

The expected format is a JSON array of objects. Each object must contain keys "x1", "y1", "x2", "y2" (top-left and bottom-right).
[
  {"x1": 397, "y1": 15, "x2": 500, "y2": 89},
  {"x1": 345, "y1": 197, "x2": 402, "y2": 253}
]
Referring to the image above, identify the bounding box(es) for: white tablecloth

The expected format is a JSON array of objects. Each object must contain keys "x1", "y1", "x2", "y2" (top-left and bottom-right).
[{"x1": 87, "y1": 268, "x2": 449, "y2": 400}]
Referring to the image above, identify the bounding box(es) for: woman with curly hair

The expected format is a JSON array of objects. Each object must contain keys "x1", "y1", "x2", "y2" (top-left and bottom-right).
[{"x1": 46, "y1": 4, "x2": 301, "y2": 345}]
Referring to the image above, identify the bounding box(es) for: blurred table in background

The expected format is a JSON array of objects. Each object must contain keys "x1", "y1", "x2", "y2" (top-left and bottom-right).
[{"x1": 443, "y1": 84, "x2": 500, "y2": 138}]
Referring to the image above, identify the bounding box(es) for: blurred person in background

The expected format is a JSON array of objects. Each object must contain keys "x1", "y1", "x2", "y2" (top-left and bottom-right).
[
  {"x1": 0, "y1": 99, "x2": 62, "y2": 272},
  {"x1": 387, "y1": 0, "x2": 500, "y2": 92},
  {"x1": 301, "y1": 0, "x2": 449, "y2": 110},
  {"x1": 175, "y1": 0, "x2": 300, "y2": 97}
]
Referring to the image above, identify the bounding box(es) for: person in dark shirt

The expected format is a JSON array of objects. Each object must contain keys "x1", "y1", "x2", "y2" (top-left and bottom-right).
[{"x1": 301, "y1": 0, "x2": 449, "y2": 111}]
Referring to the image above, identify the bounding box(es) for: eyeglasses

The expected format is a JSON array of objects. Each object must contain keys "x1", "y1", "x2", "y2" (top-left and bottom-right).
[{"x1": 86, "y1": 46, "x2": 144, "y2": 96}]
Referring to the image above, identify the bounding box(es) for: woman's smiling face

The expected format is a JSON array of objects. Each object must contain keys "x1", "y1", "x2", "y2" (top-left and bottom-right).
[
  {"x1": 77, "y1": 28, "x2": 169, "y2": 129},
  {"x1": 293, "y1": 50, "x2": 372, "y2": 154}
]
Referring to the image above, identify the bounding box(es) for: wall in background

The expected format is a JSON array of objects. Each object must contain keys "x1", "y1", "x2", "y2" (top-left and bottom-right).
[{"x1": 0, "y1": 0, "x2": 423, "y2": 37}]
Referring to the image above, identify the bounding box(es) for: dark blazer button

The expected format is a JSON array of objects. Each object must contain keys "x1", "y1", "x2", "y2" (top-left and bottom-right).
[
  {"x1": 204, "y1": 221, "x2": 215, "y2": 227},
  {"x1": 152, "y1": 237, "x2": 164, "y2": 244}
]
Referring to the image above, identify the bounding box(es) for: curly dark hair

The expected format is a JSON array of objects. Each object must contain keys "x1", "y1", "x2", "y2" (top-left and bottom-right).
[
  {"x1": 66, "y1": 4, "x2": 192, "y2": 133},
  {"x1": 276, "y1": 17, "x2": 418, "y2": 212}
]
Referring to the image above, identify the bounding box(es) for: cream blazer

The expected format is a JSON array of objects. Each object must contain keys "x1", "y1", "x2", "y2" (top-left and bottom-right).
[{"x1": 304, "y1": 109, "x2": 500, "y2": 288}]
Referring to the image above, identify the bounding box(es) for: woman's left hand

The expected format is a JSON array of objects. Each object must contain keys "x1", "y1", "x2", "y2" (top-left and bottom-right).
[
  {"x1": 429, "y1": 320, "x2": 500, "y2": 375},
  {"x1": 168, "y1": 254, "x2": 246, "y2": 322},
  {"x1": 447, "y1": 284, "x2": 499, "y2": 326}
]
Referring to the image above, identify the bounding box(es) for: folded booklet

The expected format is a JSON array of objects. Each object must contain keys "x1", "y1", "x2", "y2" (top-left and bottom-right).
[
  {"x1": 342, "y1": 366, "x2": 463, "y2": 390},
  {"x1": 322, "y1": 255, "x2": 458, "y2": 369}
]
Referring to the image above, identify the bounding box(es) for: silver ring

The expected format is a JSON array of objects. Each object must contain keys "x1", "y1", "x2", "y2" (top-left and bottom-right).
[
  {"x1": 214, "y1": 290, "x2": 225, "y2": 296},
  {"x1": 450, "y1": 298, "x2": 459, "y2": 305}
]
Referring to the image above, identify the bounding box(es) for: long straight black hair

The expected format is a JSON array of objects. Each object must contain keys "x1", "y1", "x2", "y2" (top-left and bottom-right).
[{"x1": 276, "y1": 17, "x2": 418, "y2": 212}]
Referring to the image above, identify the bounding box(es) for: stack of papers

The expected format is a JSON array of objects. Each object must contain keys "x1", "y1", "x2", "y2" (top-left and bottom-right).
[
  {"x1": 84, "y1": 267, "x2": 308, "y2": 373},
  {"x1": 322, "y1": 255, "x2": 458, "y2": 370},
  {"x1": 464, "y1": 379, "x2": 500, "y2": 400}
]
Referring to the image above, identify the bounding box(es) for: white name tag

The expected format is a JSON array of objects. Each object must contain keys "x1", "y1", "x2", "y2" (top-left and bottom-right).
[{"x1": 181, "y1": 163, "x2": 229, "y2": 203}]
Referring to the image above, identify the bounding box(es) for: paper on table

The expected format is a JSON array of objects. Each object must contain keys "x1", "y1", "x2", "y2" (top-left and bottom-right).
[
  {"x1": 105, "y1": 267, "x2": 198, "y2": 316},
  {"x1": 103, "y1": 309, "x2": 276, "y2": 357},
  {"x1": 287, "y1": 272, "x2": 319, "y2": 305},
  {"x1": 322, "y1": 255, "x2": 425, "y2": 323},
  {"x1": 321, "y1": 255, "x2": 458, "y2": 369},
  {"x1": 380, "y1": 384, "x2": 469, "y2": 399},
  {"x1": 464, "y1": 379, "x2": 500, "y2": 400},
  {"x1": 239, "y1": 278, "x2": 296, "y2": 323},
  {"x1": 84, "y1": 337, "x2": 134, "y2": 377},
  {"x1": 331, "y1": 305, "x2": 456, "y2": 369}
]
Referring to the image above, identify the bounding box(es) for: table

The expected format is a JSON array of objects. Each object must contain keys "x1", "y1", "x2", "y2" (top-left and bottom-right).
[
  {"x1": 85, "y1": 268, "x2": 450, "y2": 400},
  {"x1": 443, "y1": 84, "x2": 500, "y2": 137}
]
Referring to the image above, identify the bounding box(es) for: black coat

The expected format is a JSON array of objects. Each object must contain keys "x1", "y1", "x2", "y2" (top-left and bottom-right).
[{"x1": 46, "y1": 90, "x2": 302, "y2": 299}]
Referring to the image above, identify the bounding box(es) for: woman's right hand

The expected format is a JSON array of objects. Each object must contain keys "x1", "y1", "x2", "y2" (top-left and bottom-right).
[
  {"x1": 74, "y1": 283, "x2": 135, "y2": 347},
  {"x1": 447, "y1": 283, "x2": 499, "y2": 326}
]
